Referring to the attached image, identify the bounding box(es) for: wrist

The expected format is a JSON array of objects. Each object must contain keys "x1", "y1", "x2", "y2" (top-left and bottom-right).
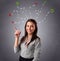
[{"x1": 15, "y1": 37, "x2": 19, "y2": 40}]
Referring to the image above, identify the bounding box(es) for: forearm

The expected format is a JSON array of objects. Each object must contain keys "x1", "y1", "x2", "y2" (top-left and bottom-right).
[
  {"x1": 14, "y1": 30, "x2": 21, "y2": 53},
  {"x1": 14, "y1": 37, "x2": 20, "y2": 53},
  {"x1": 14, "y1": 37, "x2": 19, "y2": 47}
]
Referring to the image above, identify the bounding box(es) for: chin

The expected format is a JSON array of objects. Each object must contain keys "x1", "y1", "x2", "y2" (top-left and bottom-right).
[{"x1": 28, "y1": 32, "x2": 33, "y2": 35}]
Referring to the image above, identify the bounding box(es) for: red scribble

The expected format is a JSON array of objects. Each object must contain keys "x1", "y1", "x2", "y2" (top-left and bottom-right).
[
  {"x1": 8, "y1": 12, "x2": 12, "y2": 16},
  {"x1": 11, "y1": 21, "x2": 14, "y2": 24},
  {"x1": 33, "y1": 1, "x2": 38, "y2": 6}
]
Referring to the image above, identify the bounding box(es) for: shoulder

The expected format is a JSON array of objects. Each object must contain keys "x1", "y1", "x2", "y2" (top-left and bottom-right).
[
  {"x1": 34, "y1": 36, "x2": 41, "y2": 49},
  {"x1": 35, "y1": 36, "x2": 41, "y2": 44},
  {"x1": 35, "y1": 36, "x2": 40, "y2": 41},
  {"x1": 19, "y1": 36, "x2": 25, "y2": 45}
]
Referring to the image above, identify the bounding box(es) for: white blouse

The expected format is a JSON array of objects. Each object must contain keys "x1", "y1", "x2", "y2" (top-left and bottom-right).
[{"x1": 14, "y1": 37, "x2": 41, "y2": 61}]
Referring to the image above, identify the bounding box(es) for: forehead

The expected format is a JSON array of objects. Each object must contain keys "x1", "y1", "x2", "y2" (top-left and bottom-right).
[{"x1": 26, "y1": 21, "x2": 35, "y2": 25}]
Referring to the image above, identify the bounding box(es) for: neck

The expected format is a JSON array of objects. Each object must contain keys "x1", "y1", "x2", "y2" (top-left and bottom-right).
[
  {"x1": 27, "y1": 34, "x2": 32, "y2": 38},
  {"x1": 25, "y1": 34, "x2": 32, "y2": 42}
]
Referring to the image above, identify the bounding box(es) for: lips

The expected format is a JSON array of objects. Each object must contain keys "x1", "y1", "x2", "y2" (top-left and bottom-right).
[{"x1": 27, "y1": 29, "x2": 32, "y2": 32}]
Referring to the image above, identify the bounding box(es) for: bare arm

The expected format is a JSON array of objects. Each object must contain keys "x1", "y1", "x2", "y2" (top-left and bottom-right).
[
  {"x1": 14, "y1": 30, "x2": 21, "y2": 53},
  {"x1": 14, "y1": 37, "x2": 19, "y2": 47}
]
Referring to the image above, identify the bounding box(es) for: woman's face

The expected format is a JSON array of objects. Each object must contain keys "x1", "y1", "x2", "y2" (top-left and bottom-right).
[{"x1": 26, "y1": 21, "x2": 35, "y2": 35}]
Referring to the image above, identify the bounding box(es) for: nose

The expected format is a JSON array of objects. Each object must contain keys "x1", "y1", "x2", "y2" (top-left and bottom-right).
[{"x1": 28, "y1": 26, "x2": 31, "y2": 30}]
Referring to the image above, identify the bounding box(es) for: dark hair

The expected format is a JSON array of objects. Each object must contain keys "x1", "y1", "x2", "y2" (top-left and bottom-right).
[
  {"x1": 25, "y1": 19, "x2": 38, "y2": 36},
  {"x1": 19, "y1": 19, "x2": 39, "y2": 47}
]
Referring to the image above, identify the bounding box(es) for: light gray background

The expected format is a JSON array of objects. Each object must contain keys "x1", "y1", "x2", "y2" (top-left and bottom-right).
[{"x1": 0, "y1": 0, "x2": 60, "y2": 61}]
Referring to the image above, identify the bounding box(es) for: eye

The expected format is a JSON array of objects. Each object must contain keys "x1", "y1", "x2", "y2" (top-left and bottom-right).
[
  {"x1": 26, "y1": 25, "x2": 29, "y2": 27},
  {"x1": 31, "y1": 25, "x2": 34, "y2": 27}
]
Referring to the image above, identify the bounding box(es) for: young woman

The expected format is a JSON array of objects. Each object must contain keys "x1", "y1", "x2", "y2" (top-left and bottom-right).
[{"x1": 14, "y1": 19, "x2": 41, "y2": 61}]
